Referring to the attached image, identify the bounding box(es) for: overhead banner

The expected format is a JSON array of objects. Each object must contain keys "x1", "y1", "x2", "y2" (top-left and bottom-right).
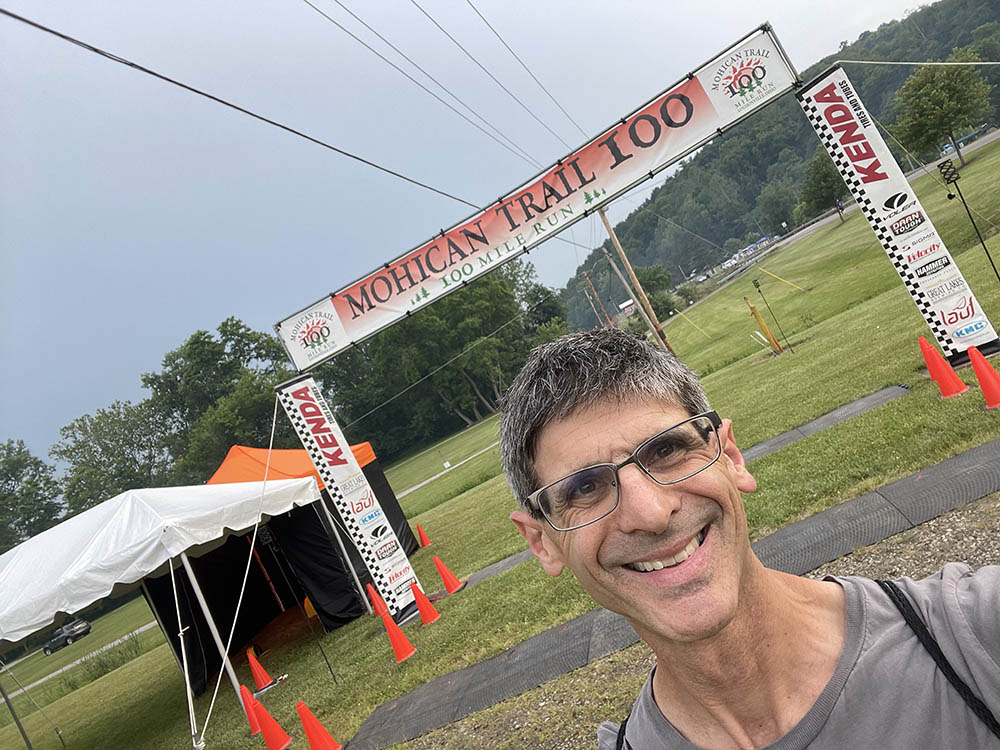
[
  {"x1": 798, "y1": 65, "x2": 999, "y2": 365},
  {"x1": 277, "y1": 25, "x2": 798, "y2": 371},
  {"x1": 276, "y1": 376, "x2": 419, "y2": 616}
]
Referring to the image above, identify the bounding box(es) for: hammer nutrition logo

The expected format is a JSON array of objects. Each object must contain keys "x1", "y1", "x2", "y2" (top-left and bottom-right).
[
  {"x1": 914, "y1": 256, "x2": 952, "y2": 280},
  {"x1": 891, "y1": 211, "x2": 926, "y2": 236}
]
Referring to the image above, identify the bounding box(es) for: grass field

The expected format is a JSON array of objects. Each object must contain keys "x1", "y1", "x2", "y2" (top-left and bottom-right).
[{"x1": 4, "y1": 140, "x2": 1000, "y2": 749}]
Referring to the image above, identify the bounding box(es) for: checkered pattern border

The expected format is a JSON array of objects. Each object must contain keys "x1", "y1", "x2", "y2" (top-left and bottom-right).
[
  {"x1": 277, "y1": 381, "x2": 402, "y2": 612},
  {"x1": 800, "y1": 97, "x2": 956, "y2": 357}
]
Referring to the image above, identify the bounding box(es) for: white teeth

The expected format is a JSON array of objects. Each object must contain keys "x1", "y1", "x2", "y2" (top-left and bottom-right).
[{"x1": 628, "y1": 530, "x2": 705, "y2": 572}]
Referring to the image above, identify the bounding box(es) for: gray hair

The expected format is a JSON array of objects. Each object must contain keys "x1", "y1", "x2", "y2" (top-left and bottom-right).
[{"x1": 500, "y1": 327, "x2": 710, "y2": 516}]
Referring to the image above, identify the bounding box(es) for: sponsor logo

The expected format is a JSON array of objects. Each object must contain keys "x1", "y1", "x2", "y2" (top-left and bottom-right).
[
  {"x1": 939, "y1": 296, "x2": 975, "y2": 327},
  {"x1": 284, "y1": 383, "x2": 349, "y2": 468},
  {"x1": 900, "y1": 230, "x2": 936, "y2": 252},
  {"x1": 340, "y1": 474, "x2": 367, "y2": 494},
  {"x1": 914, "y1": 256, "x2": 952, "y2": 279},
  {"x1": 883, "y1": 192, "x2": 909, "y2": 210},
  {"x1": 810, "y1": 80, "x2": 887, "y2": 184},
  {"x1": 890, "y1": 211, "x2": 926, "y2": 236},
  {"x1": 350, "y1": 490, "x2": 375, "y2": 515},
  {"x1": 924, "y1": 277, "x2": 967, "y2": 304},
  {"x1": 388, "y1": 564, "x2": 412, "y2": 584},
  {"x1": 375, "y1": 540, "x2": 399, "y2": 561},
  {"x1": 359, "y1": 508, "x2": 383, "y2": 526},
  {"x1": 905, "y1": 242, "x2": 941, "y2": 265},
  {"x1": 394, "y1": 578, "x2": 416, "y2": 598},
  {"x1": 368, "y1": 523, "x2": 389, "y2": 541},
  {"x1": 953, "y1": 320, "x2": 988, "y2": 339}
]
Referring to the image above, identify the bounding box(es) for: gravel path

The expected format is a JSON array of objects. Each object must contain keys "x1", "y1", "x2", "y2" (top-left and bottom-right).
[{"x1": 394, "y1": 492, "x2": 1000, "y2": 749}]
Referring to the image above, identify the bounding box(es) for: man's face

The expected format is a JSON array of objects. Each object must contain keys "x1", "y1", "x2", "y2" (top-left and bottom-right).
[{"x1": 511, "y1": 398, "x2": 757, "y2": 644}]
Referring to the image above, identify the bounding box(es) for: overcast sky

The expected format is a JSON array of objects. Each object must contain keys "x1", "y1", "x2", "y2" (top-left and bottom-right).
[{"x1": 1, "y1": 0, "x2": 920, "y2": 461}]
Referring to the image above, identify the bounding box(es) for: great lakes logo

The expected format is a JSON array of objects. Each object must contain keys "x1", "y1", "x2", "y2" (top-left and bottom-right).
[
  {"x1": 891, "y1": 211, "x2": 926, "y2": 236},
  {"x1": 924, "y1": 277, "x2": 967, "y2": 304}
]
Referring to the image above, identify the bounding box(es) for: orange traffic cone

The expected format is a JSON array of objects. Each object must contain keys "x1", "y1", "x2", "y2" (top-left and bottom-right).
[
  {"x1": 969, "y1": 346, "x2": 1000, "y2": 409},
  {"x1": 417, "y1": 524, "x2": 432, "y2": 547},
  {"x1": 380, "y1": 612, "x2": 416, "y2": 663},
  {"x1": 253, "y1": 700, "x2": 293, "y2": 750},
  {"x1": 296, "y1": 701, "x2": 342, "y2": 750},
  {"x1": 247, "y1": 648, "x2": 276, "y2": 691},
  {"x1": 366, "y1": 583, "x2": 388, "y2": 617},
  {"x1": 433, "y1": 555, "x2": 465, "y2": 594},
  {"x1": 410, "y1": 581, "x2": 440, "y2": 626},
  {"x1": 918, "y1": 337, "x2": 969, "y2": 398},
  {"x1": 240, "y1": 684, "x2": 261, "y2": 736}
]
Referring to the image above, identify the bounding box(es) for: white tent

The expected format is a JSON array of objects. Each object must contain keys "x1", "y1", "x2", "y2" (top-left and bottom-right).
[{"x1": 0, "y1": 477, "x2": 321, "y2": 644}]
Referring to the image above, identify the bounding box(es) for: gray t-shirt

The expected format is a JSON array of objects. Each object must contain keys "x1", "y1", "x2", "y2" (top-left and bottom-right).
[{"x1": 598, "y1": 564, "x2": 1000, "y2": 749}]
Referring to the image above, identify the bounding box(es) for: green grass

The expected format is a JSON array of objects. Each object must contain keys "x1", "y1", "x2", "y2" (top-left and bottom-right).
[
  {"x1": 384, "y1": 413, "x2": 500, "y2": 493},
  {"x1": 0, "y1": 597, "x2": 164, "y2": 730},
  {"x1": 5, "y1": 140, "x2": 1000, "y2": 749},
  {"x1": 398, "y1": 444, "x2": 503, "y2": 518}
]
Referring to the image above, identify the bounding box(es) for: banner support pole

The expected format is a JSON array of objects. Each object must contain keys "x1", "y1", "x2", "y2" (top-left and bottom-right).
[
  {"x1": 599, "y1": 208, "x2": 675, "y2": 354},
  {"x1": 0, "y1": 670, "x2": 32, "y2": 749},
  {"x1": 316, "y1": 499, "x2": 373, "y2": 615}
]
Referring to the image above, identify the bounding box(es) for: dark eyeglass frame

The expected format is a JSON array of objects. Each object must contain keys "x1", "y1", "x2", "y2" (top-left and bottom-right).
[{"x1": 527, "y1": 411, "x2": 723, "y2": 532}]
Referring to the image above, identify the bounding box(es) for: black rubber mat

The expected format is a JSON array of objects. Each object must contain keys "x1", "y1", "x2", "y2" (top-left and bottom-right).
[{"x1": 466, "y1": 549, "x2": 532, "y2": 587}]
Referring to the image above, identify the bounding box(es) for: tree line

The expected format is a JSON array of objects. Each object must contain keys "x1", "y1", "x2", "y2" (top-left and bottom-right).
[{"x1": 0, "y1": 262, "x2": 565, "y2": 555}]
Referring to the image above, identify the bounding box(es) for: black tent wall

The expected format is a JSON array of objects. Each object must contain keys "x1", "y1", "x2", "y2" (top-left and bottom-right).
[{"x1": 142, "y1": 455, "x2": 417, "y2": 693}]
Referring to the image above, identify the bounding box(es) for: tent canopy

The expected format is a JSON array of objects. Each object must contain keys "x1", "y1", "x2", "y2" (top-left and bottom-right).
[
  {"x1": 0, "y1": 477, "x2": 321, "y2": 644},
  {"x1": 207, "y1": 443, "x2": 377, "y2": 490}
]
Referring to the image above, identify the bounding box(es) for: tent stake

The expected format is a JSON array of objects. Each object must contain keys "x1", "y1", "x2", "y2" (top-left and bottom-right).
[{"x1": 180, "y1": 553, "x2": 243, "y2": 713}]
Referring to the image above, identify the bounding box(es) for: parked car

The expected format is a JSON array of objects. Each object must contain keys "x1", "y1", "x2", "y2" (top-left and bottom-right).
[{"x1": 43, "y1": 618, "x2": 91, "y2": 655}]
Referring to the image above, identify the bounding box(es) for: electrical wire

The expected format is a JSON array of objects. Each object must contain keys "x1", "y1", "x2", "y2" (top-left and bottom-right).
[
  {"x1": 0, "y1": 7, "x2": 479, "y2": 210},
  {"x1": 463, "y1": 0, "x2": 588, "y2": 138},
  {"x1": 297, "y1": 0, "x2": 541, "y2": 169},
  {"x1": 323, "y1": 0, "x2": 543, "y2": 169},
  {"x1": 407, "y1": 0, "x2": 572, "y2": 150}
]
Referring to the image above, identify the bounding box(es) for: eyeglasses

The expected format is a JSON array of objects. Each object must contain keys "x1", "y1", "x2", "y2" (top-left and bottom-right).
[{"x1": 528, "y1": 411, "x2": 723, "y2": 531}]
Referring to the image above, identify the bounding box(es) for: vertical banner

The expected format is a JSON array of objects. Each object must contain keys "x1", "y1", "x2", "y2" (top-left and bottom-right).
[
  {"x1": 277, "y1": 25, "x2": 799, "y2": 371},
  {"x1": 798, "y1": 65, "x2": 999, "y2": 365},
  {"x1": 277, "y1": 376, "x2": 418, "y2": 616}
]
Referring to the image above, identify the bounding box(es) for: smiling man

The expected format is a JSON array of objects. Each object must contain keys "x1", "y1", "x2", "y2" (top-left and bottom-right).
[{"x1": 500, "y1": 328, "x2": 1000, "y2": 749}]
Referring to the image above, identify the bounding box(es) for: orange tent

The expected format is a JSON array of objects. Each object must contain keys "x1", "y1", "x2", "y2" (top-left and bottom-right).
[{"x1": 207, "y1": 443, "x2": 377, "y2": 490}]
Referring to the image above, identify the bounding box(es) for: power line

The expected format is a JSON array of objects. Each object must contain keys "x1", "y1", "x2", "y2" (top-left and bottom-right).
[
  {"x1": 839, "y1": 59, "x2": 1000, "y2": 66},
  {"x1": 0, "y1": 7, "x2": 479, "y2": 209},
  {"x1": 463, "y1": 0, "x2": 588, "y2": 138},
  {"x1": 407, "y1": 0, "x2": 573, "y2": 150},
  {"x1": 297, "y1": 0, "x2": 542, "y2": 169}
]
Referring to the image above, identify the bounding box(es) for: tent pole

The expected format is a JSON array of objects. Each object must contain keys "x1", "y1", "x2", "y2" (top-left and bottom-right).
[
  {"x1": 317, "y1": 499, "x2": 372, "y2": 614},
  {"x1": 179, "y1": 553, "x2": 243, "y2": 710},
  {"x1": 168, "y1": 561, "x2": 202, "y2": 747},
  {"x1": 0, "y1": 670, "x2": 32, "y2": 749}
]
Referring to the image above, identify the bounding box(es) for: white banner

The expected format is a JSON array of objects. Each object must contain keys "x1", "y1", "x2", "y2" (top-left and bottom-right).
[
  {"x1": 277, "y1": 25, "x2": 798, "y2": 371},
  {"x1": 276, "y1": 376, "x2": 418, "y2": 615},
  {"x1": 798, "y1": 65, "x2": 998, "y2": 364}
]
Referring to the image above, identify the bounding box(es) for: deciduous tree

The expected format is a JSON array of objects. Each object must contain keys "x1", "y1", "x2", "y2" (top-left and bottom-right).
[{"x1": 0, "y1": 440, "x2": 62, "y2": 552}]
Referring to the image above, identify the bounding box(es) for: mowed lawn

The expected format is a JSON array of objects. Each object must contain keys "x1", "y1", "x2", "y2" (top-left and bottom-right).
[{"x1": 4, "y1": 141, "x2": 1000, "y2": 749}]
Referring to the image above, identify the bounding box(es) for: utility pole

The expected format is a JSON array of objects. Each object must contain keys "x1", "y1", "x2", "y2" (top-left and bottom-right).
[
  {"x1": 598, "y1": 208, "x2": 674, "y2": 354},
  {"x1": 601, "y1": 248, "x2": 671, "y2": 353},
  {"x1": 582, "y1": 271, "x2": 612, "y2": 326}
]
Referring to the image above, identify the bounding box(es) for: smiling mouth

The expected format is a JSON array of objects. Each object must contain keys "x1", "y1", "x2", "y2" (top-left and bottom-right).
[{"x1": 625, "y1": 527, "x2": 707, "y2": 572}]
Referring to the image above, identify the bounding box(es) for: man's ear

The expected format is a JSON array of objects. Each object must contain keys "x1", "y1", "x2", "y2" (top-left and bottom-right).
[
  {"x1": 719, "y1": 418, "x2": 757, "y2": 493},
  {"x1": 510, "y1": 509, "x2": 565, "y2": 577}
]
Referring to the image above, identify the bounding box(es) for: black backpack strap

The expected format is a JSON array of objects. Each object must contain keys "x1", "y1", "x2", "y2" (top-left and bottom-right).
[
  {"x1": 876, "y1": 579, "x2": 1000, "y2": 739},
  {"x1": 615, "y1": 710, "x2": 631, "y2": 750}
]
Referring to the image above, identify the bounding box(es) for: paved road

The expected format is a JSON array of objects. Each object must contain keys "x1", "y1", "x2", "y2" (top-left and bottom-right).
[{"x1": 1, "y1": 621, "x2": 158, "y2": 701}]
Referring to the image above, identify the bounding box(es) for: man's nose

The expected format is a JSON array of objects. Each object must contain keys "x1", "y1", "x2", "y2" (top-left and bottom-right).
[{"x1": 613, "y1": 463, "x2": 682, "y2": 534}]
